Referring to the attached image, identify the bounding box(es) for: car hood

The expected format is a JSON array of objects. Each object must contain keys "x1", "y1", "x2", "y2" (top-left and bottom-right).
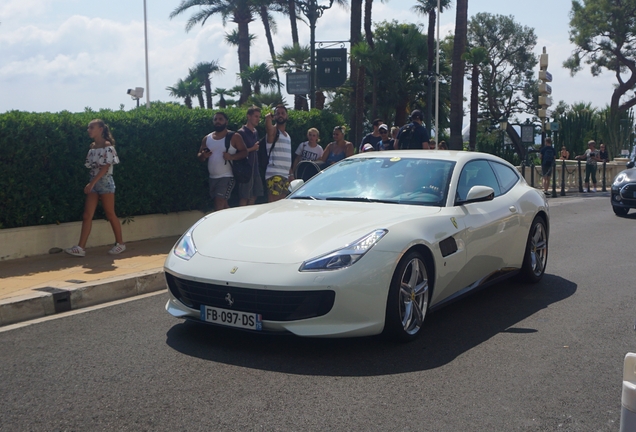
[
  {"x1": 614, "y1": 167, "x2": 636, "y2": 184},
  {"x1": 191, "y1": 200, "x2": 441, "y2": 264}
]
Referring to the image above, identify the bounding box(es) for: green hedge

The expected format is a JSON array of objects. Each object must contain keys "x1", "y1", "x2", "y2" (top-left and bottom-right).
[{"x1": 0, "y1": 103, "x2": 344, "y2": 229}]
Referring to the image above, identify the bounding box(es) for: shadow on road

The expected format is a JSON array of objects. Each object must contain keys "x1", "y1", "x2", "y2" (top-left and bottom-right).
[{"x1": 165, "y1": 274, "x2": 576, "y2": 376}]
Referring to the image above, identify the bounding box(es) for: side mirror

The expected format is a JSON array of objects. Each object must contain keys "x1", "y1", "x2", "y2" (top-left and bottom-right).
[
  {"x1": 288, "y1": 178, "x2": 305, "y2": 193},
  {"x1": 627, "y1": 160, "x2": 635, "y2": 169},
  {"x1": 461, "y1": 186, "x2": 495, "y2": 204}
]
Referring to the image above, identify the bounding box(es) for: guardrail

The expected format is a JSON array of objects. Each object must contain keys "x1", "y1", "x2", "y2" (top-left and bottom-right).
[{"x1": 516, "y1": 159, "x2": 631, "y2": 195}]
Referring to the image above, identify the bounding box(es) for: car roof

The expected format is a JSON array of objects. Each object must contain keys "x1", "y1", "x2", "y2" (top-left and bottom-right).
[{"x1": 350, "y1": 150, "x2": 509, "y2": 165}]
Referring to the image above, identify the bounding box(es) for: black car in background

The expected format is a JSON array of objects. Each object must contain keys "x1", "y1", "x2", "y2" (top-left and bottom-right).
[{"x1": 611, "y1": 159, "x2": 636, "y2": 216}]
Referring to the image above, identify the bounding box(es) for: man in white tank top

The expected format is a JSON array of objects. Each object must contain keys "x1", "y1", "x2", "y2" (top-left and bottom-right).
[
  {"x1": 264, "y1": 104, "x2": 293, "y2": 202},
  {"x1": 197, "y1": 112, "x2": 247, "y2": 211}
]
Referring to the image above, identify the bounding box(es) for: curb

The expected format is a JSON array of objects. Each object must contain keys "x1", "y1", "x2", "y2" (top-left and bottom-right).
[{"x1": 0, "y1": 269, "x2": 166, "y2": 327}]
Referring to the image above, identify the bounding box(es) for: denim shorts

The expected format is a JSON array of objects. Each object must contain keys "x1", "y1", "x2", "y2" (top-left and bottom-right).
[{"x1": 91, "y1": 175, "x2": 116, "y2": 194}]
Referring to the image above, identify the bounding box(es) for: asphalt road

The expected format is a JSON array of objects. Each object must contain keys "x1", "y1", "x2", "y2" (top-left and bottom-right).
[{"x1": 1, "y1": 194, "x2": 635, "y2": 432}]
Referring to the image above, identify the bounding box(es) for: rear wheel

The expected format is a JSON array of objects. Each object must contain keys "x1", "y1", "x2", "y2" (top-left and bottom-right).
[
  {"x1": 384, "y1": 251, "x2": 430, "y2": 342},
  {"x1": 519, "y1": 216, "x2": 548, "y2": 283},
  {"x1": 613, "y1": 205, "x2": 629, "y2": 216}
]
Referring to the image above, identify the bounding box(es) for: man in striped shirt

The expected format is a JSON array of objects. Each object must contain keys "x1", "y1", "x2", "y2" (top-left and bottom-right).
[{"x1": 264, "y1": 104, "x2": 293, "y2": 202}]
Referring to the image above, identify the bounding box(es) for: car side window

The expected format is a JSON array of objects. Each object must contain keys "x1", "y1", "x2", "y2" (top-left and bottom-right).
[
  {"x1": 456, "y1": 160, "x2": 501, "y2": 202},
  {"x1": 489, "y1": 161, "x2": 519, "y2": 195}
]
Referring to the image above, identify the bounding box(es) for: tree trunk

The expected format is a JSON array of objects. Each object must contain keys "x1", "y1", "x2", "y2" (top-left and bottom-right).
[
  {"x1": 205, "y1": 78, "x2": 213, "y2": 109},
  {"x1": 288, "y1": 0, "x2": 299, "y2": 46},
  {"x1": 260, "y1": 5, "x2": 281, "y2": 95},
  {"x1": 469, "y1": 63, "x2": 479, "y2": 151},
  {"x1": 364, "y1": 0, "x2": 374, "y2": 48},
  {"x1": 197, "y1": 93, "x2": 205, "y2": 108},
  {"x1": 449, "y1": 0, "x2": 468, "y2": 150},
  {"x1": 426, "y1": 10, "x2": 436, "y2": 132},
  {"x1": 237, "y1": 20, "x2": 251, "y2": 105},
  {"x1": 185, "y1": 96, "x2": 192, "y2": 109},
  {"x1": 350, "y1": 0, "x2": 363, "y2": 148}
]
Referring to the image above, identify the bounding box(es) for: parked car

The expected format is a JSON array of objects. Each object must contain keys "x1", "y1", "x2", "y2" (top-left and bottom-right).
[
  {"x1": 611, "y1": 159, "x2": 636, "y2": 216},
  {"x1": 164, "y1": 151, "x2": 549, "y2": 341}
]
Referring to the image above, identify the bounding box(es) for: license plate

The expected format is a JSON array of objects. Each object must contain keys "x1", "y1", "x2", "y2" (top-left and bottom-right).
[{"x1": 200, "y1": 305, "x2": 262, "y2": 331}]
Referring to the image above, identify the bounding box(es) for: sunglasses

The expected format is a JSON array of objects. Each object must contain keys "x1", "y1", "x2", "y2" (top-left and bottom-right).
[{"x1": 380, "y1": 130, "x2": 388, "y2": 134}]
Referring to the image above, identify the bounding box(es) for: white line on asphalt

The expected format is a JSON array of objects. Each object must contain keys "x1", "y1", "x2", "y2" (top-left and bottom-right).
[{"x1": 0, "y1": 290, "x2": 166, "y2": 333}]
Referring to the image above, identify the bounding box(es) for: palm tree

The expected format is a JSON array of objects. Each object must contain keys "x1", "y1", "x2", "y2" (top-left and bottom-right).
[
  {"x1": 166, "y1": 79, "x2": 196, "y2": 109},
  {"x1": 413, "y1": 0, "x2": 452, "y2": 132},
  {"x1": 253, "y1": 0, "x2": 284, "y2": 95},
  {"x1": 182, "y1": 73, "x2": 206, "y2": 108},
  {"x1": 189, "y1": 61, "x2": 225, "y2": 109},
  {"x1": 225, "y1": 29, "x2": 257, "y2": 102},
  {"x1": 170, "y1": 0, "x2": 256, "y2": 105},
  {"x1": 238, "y1": 63, "x2": 279, "y2": 95},
  {"x1": 212, "y1": 87, "x2": 236, "y2": 109},
  {"x1": 449, "y1": 0, "x2": 468, "y2": 150},
  {"x1": 464, "y1": 46, "x2": 488, "y2": 151},
  {"x1": 350, "y1": 0, "x2": 364, "y2": 147}
]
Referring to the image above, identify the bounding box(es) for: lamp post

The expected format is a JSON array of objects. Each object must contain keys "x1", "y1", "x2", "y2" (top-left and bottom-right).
[
  {"x1": 297, "y1": 0, "x2": 335, "y2": 109},
  {"x1": 143, "y1": 0, "x2": 150, "y2": 109},
  {"x1": 434, "y1": 0, "x2": 441, "y2": 148}
]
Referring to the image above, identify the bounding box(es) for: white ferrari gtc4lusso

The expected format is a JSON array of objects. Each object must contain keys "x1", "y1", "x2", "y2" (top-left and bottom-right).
[{"x1": 165, "y1": 151, "x2": 549, "y2": 341}]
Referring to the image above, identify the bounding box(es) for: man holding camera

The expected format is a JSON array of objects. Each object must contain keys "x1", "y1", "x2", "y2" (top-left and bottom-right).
[{"x1": 197, "y1": 112, "x2": 248, "y2": 211}]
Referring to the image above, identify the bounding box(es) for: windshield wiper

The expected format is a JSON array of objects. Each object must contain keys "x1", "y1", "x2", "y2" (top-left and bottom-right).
[
  {"x1": 325, "y1": 197, "x2": 399, "y2": 204},
  {"x1": 289, "y1": 195, "x2": 319, "y2": 200}
]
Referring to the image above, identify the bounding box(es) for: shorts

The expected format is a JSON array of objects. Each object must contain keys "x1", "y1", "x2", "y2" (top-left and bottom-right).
[
  {"x1": 541, "y1": 163, "x2": 552, "y2": 177},
  {"x1": 90, "y1": 175, "x2": 116, "y2": 194},
  {"x1": 209, "y1": 177, "x2": 235, "y2": 200},
  {"x1": 238, "y1": 168, "x2": 264, "y2": 200},
  {"x1": 266, "y1": 175, "x2": 290, "y2": 197}
]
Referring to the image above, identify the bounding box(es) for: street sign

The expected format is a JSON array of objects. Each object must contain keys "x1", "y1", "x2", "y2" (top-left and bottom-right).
[
  {"x1": 539, "y1": 83, "x2": 552, "y2": 94},
  {"x1": 521, "y1": 125, "x2": 535, "y2": 143},
  {"x1": 539, "y1": 70, "x2": 553, "y2": 82},
  {"x1": 286, "y1": 72, "x2": 311, "y2": 95},
  {"x1": 539, "y1": 96, "x2": 553, "y2": 107},
  {"x1": 316, "y1": 48, "x2": 347, "y2": 88},
  {"x1": 550, "y1": 122, "x2": 559, "y2": 132}
]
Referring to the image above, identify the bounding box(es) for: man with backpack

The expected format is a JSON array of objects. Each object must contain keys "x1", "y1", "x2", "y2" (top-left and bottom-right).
[
  {"x1": 197, "y1": 112, "x2": 248, "y2": 211},
  {"x1": 540, "y1": 137, "x2": 556, "y2": 195},
  {"x1": 394, "y1": 110, "x2": 430, "y2": 150},
  {"x1": 237, "y1": 106, "x2": 264, "y2": 206}
]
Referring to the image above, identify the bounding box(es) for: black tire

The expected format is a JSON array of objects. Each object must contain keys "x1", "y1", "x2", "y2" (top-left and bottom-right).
[
  {"x1": 384, "y1": 251, "x2": 431, "y2": 342},
  {"x1": 613, "y1": 205, "x2": 629, "y2": 216},
  {"x1": 519, "y1": 216, "x2": 548, "y2": 283}
]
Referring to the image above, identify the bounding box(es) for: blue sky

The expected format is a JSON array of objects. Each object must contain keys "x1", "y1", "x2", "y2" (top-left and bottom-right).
[{"x1": 0, "y1": 0, "x2": 618, "y2": 122}]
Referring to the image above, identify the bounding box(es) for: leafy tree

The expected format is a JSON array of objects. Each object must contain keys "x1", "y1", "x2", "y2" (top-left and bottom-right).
[
  {"x1": 170, "y1": 0, "x2": 256, "y2": 105},
  {"x1": 449, "y1": 0, "x2": 468, "y2": 149},
  {"x1": 238, "y1": 63, "x2": 279, "y2": 94},
  {"x1": 183, "y1": 73, "x2": 206, "y2": 108},
  {"x1": 565, "y1": 0, "x2": 636, "y2": 152},
  {"x1": 468, "y1": 13, "x2": 538, "y2": 156},
  {"x1": 188, "y1": 61, "x2": 225, "y2": 109},
  {"x1": 212, "y1": 87, "x2": 236, "y2": 109},
  {"x1": 166, "y1": 78, "x2": 201, "y2": 109}
]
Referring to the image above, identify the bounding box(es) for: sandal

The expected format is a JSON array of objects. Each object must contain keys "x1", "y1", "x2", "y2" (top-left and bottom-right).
[
  {"x1": 64, "y1": 245, "x2": 86, "y2": 257},
  {"x1": 108, "y1": 243, "x2": 126, "y2": 255}
]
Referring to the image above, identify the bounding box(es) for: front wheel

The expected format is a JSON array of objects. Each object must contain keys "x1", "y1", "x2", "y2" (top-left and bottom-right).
[
  {"x1": 519, "y1": 216, "x2": 548, "y2": 283},
  {"x1": 384, "y1": 251, "x2": 430, "y2": 342},
  {"x1": 613, "y1": 205, "x2": 629, "y2": 216}
]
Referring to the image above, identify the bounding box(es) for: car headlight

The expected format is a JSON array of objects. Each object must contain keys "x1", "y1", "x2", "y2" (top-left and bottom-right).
[
  {"x1": 300, "y1": 229, "x2": 388, "y2": 271},
  {"x1": 613, "y1": 173, "x2": 627, "y2": 186},
  {"x1": 173, "y1": 217, "x2": 206, "y2": 261}
]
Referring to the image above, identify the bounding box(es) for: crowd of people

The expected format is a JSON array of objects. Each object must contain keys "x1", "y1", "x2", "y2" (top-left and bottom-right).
[{"x1": 63, "y1": 107, "x2": 616, "y2": 257}]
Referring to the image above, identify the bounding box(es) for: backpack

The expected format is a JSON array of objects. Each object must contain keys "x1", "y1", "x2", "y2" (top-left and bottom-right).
[
  {"x1": 224, "y1": 131, "x2": 252, "y2": 183},
  {"x1": 398, "y1": 123, "x2": 418, "y2": 150},
  {"x1": 542, "y1": 146, "x2": 555, "y2": 165},
  {"x1": 257, "y1": 129, "x2": 280, "y2": 181}
]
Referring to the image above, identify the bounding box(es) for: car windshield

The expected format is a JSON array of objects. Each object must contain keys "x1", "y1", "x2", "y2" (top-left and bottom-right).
[{"x1": 288, "y1": 156, "x2": 455, "y2": 206}]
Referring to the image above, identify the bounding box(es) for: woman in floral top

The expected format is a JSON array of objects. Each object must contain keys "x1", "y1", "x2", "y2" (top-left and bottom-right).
[{"x1": 65, "y1": 119, "x2": 125, "y2": 257}]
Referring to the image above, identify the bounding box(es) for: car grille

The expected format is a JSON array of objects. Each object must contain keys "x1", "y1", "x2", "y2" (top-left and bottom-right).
[
  {"x1": 166, "y1": 273, "x2": 335, "y2": 321},
  {"x1": 620, "y1": 183, "x2": 636, "y2": 203}
]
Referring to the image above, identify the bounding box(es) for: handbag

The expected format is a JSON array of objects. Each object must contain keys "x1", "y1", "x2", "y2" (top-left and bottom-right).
[{"x1": 224, "y1": 131, "x2": 252, "y2": 183}]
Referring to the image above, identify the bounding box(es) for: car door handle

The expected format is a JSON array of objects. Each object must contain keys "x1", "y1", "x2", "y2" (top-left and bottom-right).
[{"x1": 509, "y1": 206, "x2": 517, "y2": 213}]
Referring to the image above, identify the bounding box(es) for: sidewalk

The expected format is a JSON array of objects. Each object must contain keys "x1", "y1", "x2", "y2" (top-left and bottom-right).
[{"x1": 0, "y1": 236, "x2": 179, "y2": 326}]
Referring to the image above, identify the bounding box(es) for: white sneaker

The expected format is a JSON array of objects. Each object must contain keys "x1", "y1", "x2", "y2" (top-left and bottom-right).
[
  {"x1": 591, "y1": 187, "x2": 597, "y2": 192},
  {"x1": 64, "y1": 245, "x2": 86, "y2": 257},
  {"x1": 108, "y1": 243, "x2": 126, "y2": 255}
]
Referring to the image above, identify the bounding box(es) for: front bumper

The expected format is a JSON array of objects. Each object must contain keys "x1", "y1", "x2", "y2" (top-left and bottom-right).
[
  {"x1": 163, "y1": 248, "x2": 400, "y2": 338},
  {"x1": 611, "y1": 182, "x2": 636, "y2": 209}
]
